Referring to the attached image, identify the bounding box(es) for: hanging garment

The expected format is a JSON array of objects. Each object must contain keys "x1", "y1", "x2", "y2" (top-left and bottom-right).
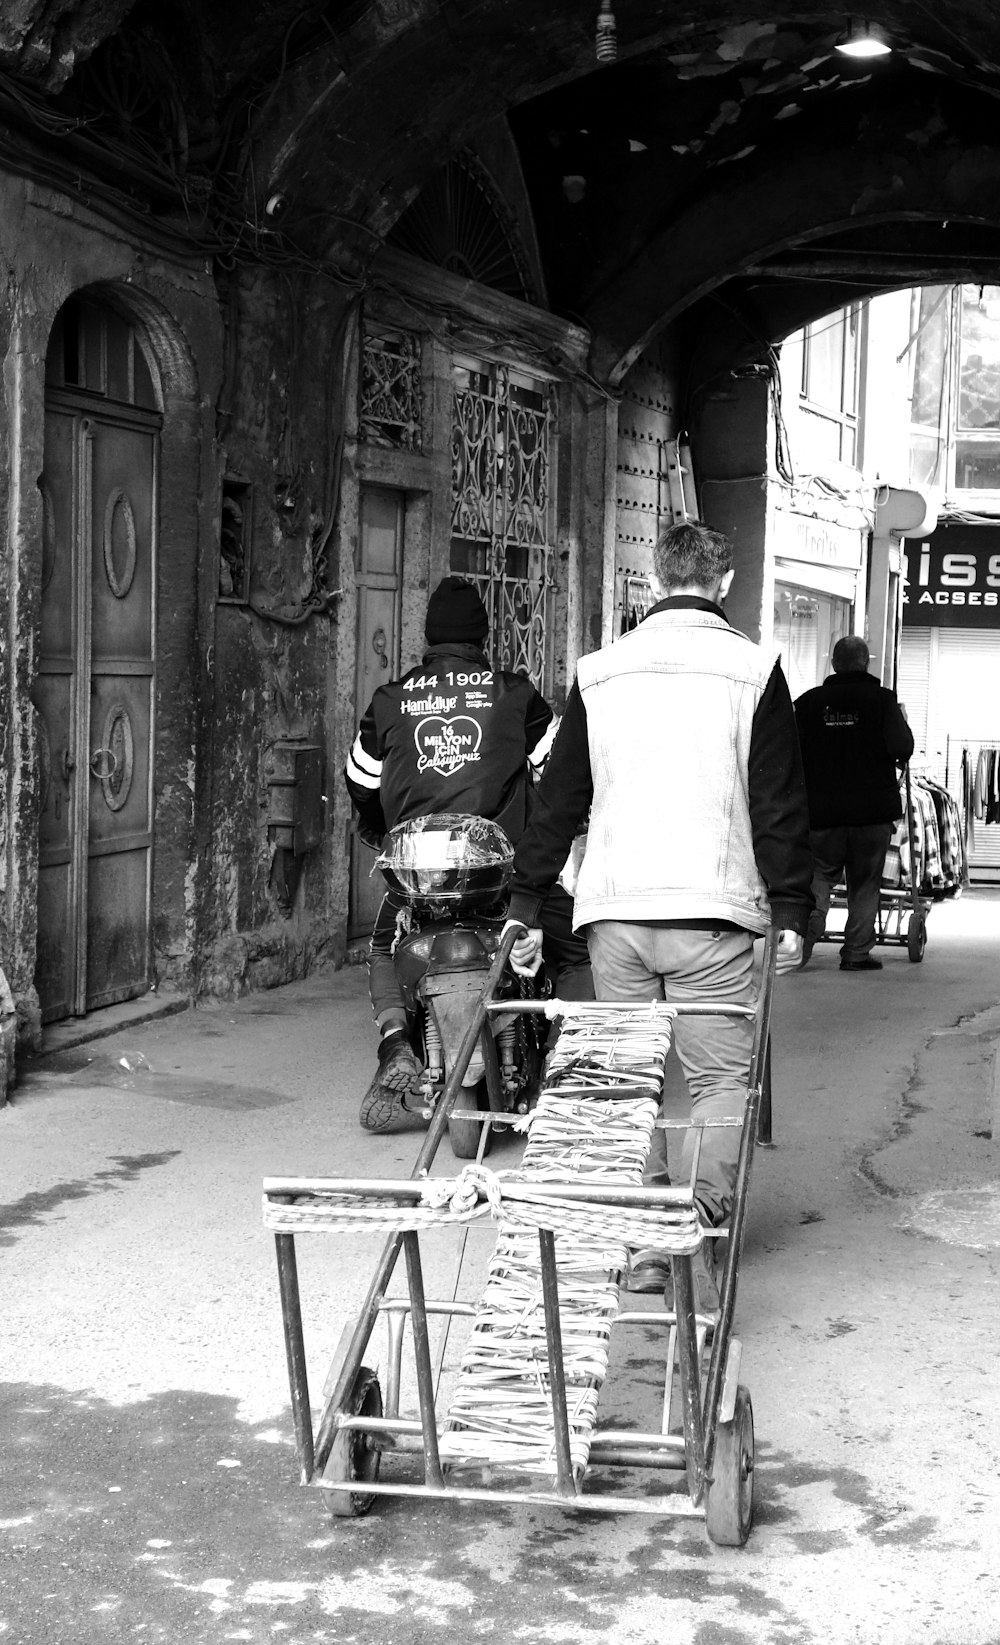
[
  {"x1": 973, "y1": 748, "x2": 989, "y2": 821},
  {"x1": 922, "y1": 780, "x2": 967, "y2": 889},
  {"x1": 988, "y1": 749, "x2": 1000, "y2": 826},
  {"x1": 912, "y1": 781, "x2": 944, "y2": 890},
  {"x1": 881, "y1": 838, "x2": 902, "y2": 887},
  {"x1": 895, "y1": 786, "x2": 926, "y2": 892},
  {"x1": 962, "y1": 746, "x2": 975, "y2": 856}
]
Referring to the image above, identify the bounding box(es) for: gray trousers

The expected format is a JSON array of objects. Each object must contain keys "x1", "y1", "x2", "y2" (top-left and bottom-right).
[{"x1": 586, "y1": 921, "x2": 756, "y2": 1227}]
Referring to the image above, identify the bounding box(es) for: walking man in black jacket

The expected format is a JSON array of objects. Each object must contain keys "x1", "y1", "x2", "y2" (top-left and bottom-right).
[{"x1": 794, "y1": 636, "x2": 914, "y2": 971}]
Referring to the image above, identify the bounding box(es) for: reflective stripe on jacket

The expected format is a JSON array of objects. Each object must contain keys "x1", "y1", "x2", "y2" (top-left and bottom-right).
[{"x1": 344, "y1": 641, "x2": 552, "y2": 844}]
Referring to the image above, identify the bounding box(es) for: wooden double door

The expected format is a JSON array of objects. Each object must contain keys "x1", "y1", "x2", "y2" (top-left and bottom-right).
[{"x1": 35, "y1": 392, "x2": 159, "y2": 1022}]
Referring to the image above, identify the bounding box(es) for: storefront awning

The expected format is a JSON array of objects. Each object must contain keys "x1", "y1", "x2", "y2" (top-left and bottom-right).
[{"x1": 774, "y1": 557, "x2": 860, "y2": 600}]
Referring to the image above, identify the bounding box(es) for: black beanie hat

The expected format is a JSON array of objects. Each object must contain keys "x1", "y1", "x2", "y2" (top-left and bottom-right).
[{"x1": 424, "y1": 576, "x2": 489, "y2": 645}]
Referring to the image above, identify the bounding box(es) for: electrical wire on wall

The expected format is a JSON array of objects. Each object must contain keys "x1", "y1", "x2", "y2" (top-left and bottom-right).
[
  {"x1": 767, "y1": 344, "x2": 795, "y2": 485},
  {"x1": 1, "y1": 11, "x2": 617, "y2": 636},
  {"x1": 688, "y1": 294, "x2": 798, "y2": 485},
  {"x1": 0, "y1": 38, "x2": 373, "y2": 295}
]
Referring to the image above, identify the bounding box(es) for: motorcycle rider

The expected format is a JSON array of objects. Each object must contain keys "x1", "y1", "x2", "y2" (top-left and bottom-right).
[{"x1": 345, "y1": 575, "x2": 592, "y2": 1132}]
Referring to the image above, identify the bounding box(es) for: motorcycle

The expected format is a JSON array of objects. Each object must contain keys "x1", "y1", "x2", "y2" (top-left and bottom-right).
[{"x1": 374, "y1": 813, "x2": 544, "y2": 1158}]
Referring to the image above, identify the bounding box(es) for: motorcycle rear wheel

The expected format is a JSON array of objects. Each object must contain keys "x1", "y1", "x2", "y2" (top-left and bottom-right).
[{"x1": 448, "y1": 1081, "x2": 494, "y2": 1160}]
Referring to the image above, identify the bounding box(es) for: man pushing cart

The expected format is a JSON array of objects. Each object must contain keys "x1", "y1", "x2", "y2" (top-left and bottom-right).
[
  {"x1": 262, "y1": 521, "x2": 812, "y2": 1546},
  {"x1": 504, "y1": 519, "x2": 812, "y2": 1296},
  {"x1": 795, "y1": 634, "x2": 917, "y2": 971},
  {"x1": 263, "y1": 926, "x2": 777, "y2": 1543}
]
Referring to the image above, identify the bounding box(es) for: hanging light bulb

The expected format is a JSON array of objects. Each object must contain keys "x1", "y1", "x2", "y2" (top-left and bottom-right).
[
  {"x1": 596, "y1": 6, "x2": 617, "y2": 63},
  {"x1": 835, "y1": 19, "x2": 891, "y2": 57}
]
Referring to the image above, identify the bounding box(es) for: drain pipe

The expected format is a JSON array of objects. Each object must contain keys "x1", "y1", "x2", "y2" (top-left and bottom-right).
[{"x1": 870, "y1": 485, "x2": 937, "y2": 687}]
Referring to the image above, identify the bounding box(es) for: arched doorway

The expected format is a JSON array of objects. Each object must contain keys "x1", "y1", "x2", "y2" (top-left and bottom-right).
[{"x1": 35, "y1": 293, "x2": 163, "y2": 1021}]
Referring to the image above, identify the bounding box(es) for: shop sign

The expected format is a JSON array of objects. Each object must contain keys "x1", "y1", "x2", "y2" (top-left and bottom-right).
[
  {"x1": 770, "y1": 509, "x2": 864, "y2": 570},
  {"x1": 902, "y1": 526, "x2": 1000, "y2": 627}
]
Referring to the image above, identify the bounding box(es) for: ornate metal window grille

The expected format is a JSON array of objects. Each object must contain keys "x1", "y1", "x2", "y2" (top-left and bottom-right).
[
  {"x1": 387, "y1": 151, "x2": 536, "y2": 304},
  {"x1": 359, "y1": 327, "x2": 422, "y2": 450},
  {"x1": 450, "y1": 359, "x2": 557, "y2": 688},
  {"x1": 619, "y1": 570, "x2": 653, "y2": 635}
]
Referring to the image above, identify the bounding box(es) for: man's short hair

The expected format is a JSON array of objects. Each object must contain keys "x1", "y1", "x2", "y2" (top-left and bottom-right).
[
  {"x1": 831, "y1": 635, "x2": 870, "y2": 674},
  {"x1": 653, "y1": 522, "x2": 733, "y2": 590}
]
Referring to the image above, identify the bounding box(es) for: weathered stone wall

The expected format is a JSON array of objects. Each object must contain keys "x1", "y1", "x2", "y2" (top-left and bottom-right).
[
  {"x1": 194, "y1": 266, "x2": 357, "y2": 995},
  {"x1": 0, "y1": 137, "x2": 606, "y2": 1034}
]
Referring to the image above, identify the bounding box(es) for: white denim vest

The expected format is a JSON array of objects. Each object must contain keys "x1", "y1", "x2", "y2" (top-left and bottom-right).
[{"x1": 573, "y1": 609, "x2": 773, "y2": 934}]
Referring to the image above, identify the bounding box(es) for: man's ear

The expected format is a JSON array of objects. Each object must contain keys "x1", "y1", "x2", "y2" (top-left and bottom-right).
[
  {"x1": 719, "y1": 568, "x2": 735, "y2": 600},
  {"x1": 648, "y1": 570, "x2": 665, "y2": 601}
]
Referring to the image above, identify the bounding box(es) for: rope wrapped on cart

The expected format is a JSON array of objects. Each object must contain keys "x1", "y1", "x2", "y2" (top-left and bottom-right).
[
  {"x1": 263, "y1": 934, "x2": 777, "y2": 1542},
  {"x1": 262, "y1": 1159, "x2": 703, "y2": 1250},
  {"x1": 263, "y1": 1003, "x2": 695, "y2": 1483},
  {"x1": 439, "y1": 1007, "x2": 679, "y2": 1482}
]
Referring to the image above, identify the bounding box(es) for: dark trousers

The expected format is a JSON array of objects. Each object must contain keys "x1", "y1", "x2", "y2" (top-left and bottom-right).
[
  {"x1": 368, "y1": 883, "x2": 593, "y2": 1026},
  {"x1": 808, "y1": 823, "x2": 893, "y2": 961}
]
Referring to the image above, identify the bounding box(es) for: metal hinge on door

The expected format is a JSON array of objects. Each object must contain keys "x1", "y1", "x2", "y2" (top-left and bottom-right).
[{"x1": 661, "y1": 436, "x2": 699, "y2": 524}]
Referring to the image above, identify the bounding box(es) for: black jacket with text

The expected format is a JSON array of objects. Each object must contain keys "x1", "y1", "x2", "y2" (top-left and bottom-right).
[
  {"x1": 794, "y1": 670, "x2": 914, "y2": 829},
  {"x1": 344, "y1": 641, "x2": 552, "y2": 845}
]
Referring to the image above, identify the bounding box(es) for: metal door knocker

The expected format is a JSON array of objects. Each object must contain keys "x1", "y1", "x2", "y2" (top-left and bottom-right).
[{"x1": 90, "y1": 747, "x2": 119, "y2": 780}]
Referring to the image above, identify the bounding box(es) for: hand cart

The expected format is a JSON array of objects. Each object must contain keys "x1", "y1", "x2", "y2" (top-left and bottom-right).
[
  {"x1": 262, "y1": 926, "x2": 777, "y2": 1547},
  {"x1": 814, "y1": 763, "x2": 930, "y2": 963}
]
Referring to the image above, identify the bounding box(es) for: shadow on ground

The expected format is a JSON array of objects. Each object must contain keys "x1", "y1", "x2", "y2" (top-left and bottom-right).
[{"x1": 1, "y1": 1380, "x2": 800, "y2": 1644}]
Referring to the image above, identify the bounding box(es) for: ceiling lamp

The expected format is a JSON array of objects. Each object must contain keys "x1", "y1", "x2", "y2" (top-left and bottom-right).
[{"x1": 835, "y1": 19, "x2": 892, "y2": 57}]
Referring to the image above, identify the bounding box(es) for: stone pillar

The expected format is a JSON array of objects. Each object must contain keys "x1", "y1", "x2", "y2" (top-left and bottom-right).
[
  {"x1": 871, "y1": 486, "x2": 938, "y2": 685},
  {"x1": 693, "y1": 376, "x2": 770, "y2": 642}
]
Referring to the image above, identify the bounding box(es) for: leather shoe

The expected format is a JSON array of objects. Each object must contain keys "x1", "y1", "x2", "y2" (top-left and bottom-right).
[
  {"x1": 840, "y1": 956, "x2": 883, "y2": 971},
  {"x1": 625, "y1": 1250, "x2": 672, "y2": 1293}
]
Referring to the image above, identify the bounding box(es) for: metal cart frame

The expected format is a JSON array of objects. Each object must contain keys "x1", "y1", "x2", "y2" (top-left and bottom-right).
[
  {"x1": 263, "y1": 927, "x2": 778, "y2": 1546},
  {"x1": 815, "y1": 763, "x2": 930, "y2": 963}
]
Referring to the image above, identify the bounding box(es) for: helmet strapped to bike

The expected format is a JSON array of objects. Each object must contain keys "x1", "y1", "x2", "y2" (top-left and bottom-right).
[{"x1": 376, "y1": 813, "x2": 513, "y2": 911}]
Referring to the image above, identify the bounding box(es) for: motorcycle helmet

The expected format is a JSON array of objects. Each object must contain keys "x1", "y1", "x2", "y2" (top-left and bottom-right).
[{"x1": 376, "y1": 813, "x2": 513, "y2": 910}]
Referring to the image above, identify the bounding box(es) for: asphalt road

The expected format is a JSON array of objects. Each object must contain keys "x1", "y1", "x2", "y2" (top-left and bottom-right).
[{"x1": 2, "y1": 890, "x2": 1000, "y2": 1645}]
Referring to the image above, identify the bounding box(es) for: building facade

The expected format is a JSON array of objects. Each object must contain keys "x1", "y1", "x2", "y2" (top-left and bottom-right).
[
  {"x1": 766, "y1": 283, "x2": 1000, "y2": 879},
  {"x1": 6, "y1": 1, "x2": 1000, "y2": 1089}
]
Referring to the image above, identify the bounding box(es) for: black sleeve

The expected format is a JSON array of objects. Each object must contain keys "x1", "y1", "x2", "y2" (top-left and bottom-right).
[
  {"x1": 883, "y1": 693, "x2": 916, "y2": 764},
  {"x1": 748, "y1": 662, "x2": 815, "y2": 933},
  {"x1": 344, "y1": 692, "x2": 388, "y2": 837},
  {"x1": 508, "y1": 681, "x2": 593, "y2": 927},
  {"x1": 523, "y1": 685, "x2": 555, "y2": 756}
]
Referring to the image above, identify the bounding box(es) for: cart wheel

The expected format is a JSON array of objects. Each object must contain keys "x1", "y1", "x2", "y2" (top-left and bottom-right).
[
  {"x1": 448, "y1": 1080, "x2": 494, "y2": 1160},
  {"x1": 906, "y1": 913, "x2": 927, "y2": 964},
  {"x1": 325, "y1": 1365, "x2": 383, "y2": 1518},
  {"x1": 705, "y1": 1385, "x2": 755, "y2": 1547}
]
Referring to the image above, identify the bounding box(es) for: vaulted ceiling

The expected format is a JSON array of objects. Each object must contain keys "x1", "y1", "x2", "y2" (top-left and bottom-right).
[{"x1": 6, "y1": 1, "x2": 1000, "y2": 379}]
